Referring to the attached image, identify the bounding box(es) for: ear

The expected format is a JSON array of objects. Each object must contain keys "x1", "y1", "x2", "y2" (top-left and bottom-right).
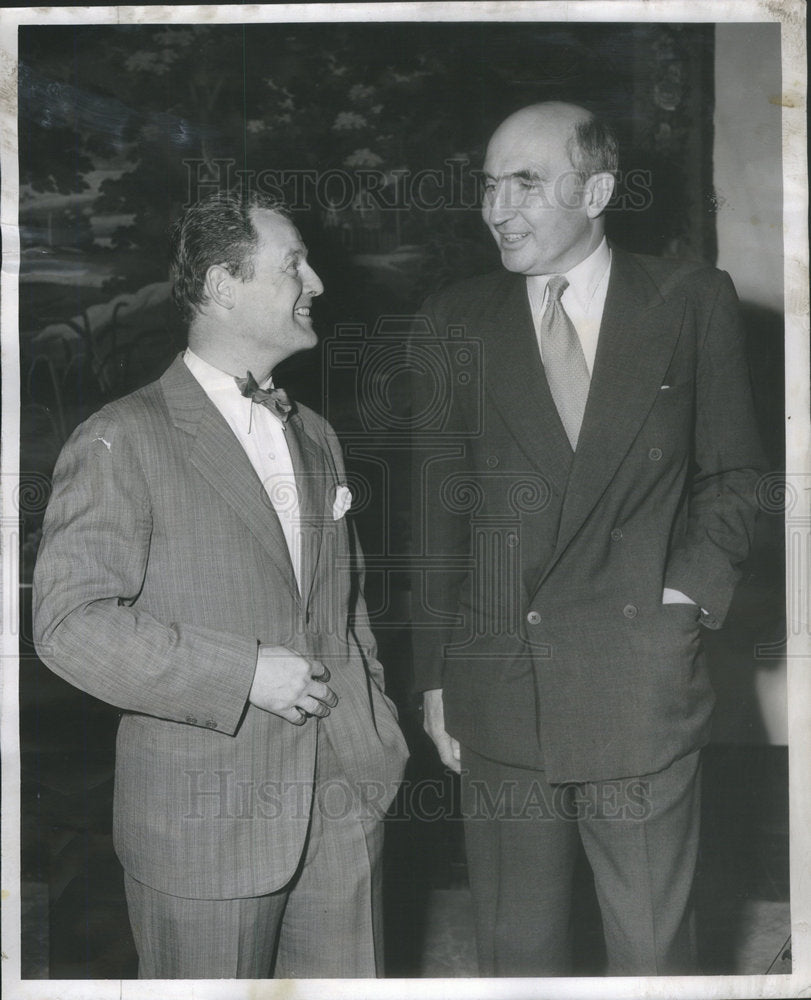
[
  {"x1": 584, "y1": 172, "x2": 615, "y2": 219},
  {"x1": 204, "y1": 264, "x2": 237, "y2": 311}
]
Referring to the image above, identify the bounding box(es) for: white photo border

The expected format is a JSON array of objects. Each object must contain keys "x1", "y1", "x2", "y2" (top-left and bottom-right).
[{"x1": 1, "y1": 3, "x2": 807, "y2": 999}]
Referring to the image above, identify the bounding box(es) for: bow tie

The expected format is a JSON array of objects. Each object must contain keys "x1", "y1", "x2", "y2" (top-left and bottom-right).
[{"x1": 235, "y1": 371, "x2": 295, "y2": 423}]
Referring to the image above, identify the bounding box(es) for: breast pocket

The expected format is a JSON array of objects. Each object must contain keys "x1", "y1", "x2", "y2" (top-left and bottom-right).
[{"x1": 644, "y1": 379, "x2": 695, "y2": 444}]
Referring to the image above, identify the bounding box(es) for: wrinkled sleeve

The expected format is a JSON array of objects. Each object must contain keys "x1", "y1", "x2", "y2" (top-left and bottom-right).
[{"x1": 32, "y1": 412, "x2": 259, "y2": 735}]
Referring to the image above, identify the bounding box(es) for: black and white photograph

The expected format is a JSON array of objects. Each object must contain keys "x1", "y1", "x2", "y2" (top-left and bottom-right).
[{"x1": 1, "y1": 3, "x2": 808, "y2": 998}]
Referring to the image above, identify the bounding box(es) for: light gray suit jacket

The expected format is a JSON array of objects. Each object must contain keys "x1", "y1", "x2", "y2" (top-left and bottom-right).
[{"x1": 33, "y1": 355, "x2": 408, "y2": 898}]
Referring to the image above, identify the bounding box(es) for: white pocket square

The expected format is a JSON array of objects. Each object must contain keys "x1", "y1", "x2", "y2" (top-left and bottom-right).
[{"x1": 332, "y1": 484, "x2": 352, "y2": 520}]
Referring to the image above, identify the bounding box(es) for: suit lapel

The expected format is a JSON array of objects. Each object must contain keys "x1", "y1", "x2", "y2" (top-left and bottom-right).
[
  {"x1": 159, "y1": 356, "x2": 299, "y2": 596},
  {"x1": 478, "y1": 275, "x2": 573, "y2": 496},
  {"x1": 544, "y1": 248, "x2": 686, "y2": 575},
  {"x1": 285, "y1": 413, "x2": 327, "y2": 608}
]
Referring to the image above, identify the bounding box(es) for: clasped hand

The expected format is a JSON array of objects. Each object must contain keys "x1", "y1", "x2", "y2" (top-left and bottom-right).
[{"x1": 249, "y1": 645, "x2": 338, "y2": 726}]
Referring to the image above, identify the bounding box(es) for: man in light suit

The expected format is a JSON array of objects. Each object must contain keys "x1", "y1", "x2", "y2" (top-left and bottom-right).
[
  {"x1": 413, "y1": 102, "x2": 765, "y2": 975},
  {"x1": 33, "y1": 192, "x2": 408, "y2": 979}
]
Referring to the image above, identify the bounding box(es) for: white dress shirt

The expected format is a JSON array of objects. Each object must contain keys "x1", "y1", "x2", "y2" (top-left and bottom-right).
[
  {"x1": 184, "y1": 348, "x2": 302, "y2": 592},
  {"x1": 526, "y1": 236, "x2": 612, "y2": 376}
]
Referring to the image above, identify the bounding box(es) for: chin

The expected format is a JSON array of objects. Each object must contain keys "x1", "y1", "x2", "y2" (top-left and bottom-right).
[
  {"x1": 293, "y1": 328, "x2": 318, "y2": 351},
  {"x1": 501, "y1": 254, "x2": 536, "y2": 275},
  {"x1": 501, "y1": 260, "x2": 522, "y2": 274}
]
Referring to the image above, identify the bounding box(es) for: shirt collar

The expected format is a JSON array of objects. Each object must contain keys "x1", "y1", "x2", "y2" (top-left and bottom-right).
[
  {"x1": 527, "y1": 236, "x2": 611, "y2": 310},
  {"x1": 184, "y1": 348, "x2": 274, "y2": 394}
]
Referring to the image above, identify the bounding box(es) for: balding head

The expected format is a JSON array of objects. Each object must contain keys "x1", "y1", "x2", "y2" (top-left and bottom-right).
[{"x1": 491, "y1": 102, "x2": 618, "y2": 185}]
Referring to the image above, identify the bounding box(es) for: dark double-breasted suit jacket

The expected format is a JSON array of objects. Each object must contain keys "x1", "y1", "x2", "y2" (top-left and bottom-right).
[
  {"x1": 33, "y1": 355, "x2": 408, "y2": 899},
  {"x1": 412, "y1": 247, "x2": 765, "y2": 783}
]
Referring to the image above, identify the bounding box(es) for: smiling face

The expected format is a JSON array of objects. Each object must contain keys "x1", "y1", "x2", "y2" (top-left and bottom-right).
[
  {"x1": 233, "y1": 209, "x2": 324, "y2": 371},
  {"x1": 482, "y1": 105, "x2": 605, "y2": 276}
]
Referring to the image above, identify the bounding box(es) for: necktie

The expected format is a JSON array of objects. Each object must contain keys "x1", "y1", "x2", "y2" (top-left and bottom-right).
[
  {"x1": 235, "y1": 371, "x2": 294, "y2": 422},
  {"x1": 540, "y1": 275, "x2": 591, "y2": 449}
]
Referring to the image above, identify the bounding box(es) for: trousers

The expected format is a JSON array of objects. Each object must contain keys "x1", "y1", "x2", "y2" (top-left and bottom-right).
[
  {"x1": 460, "y1": 744, "x2": 701, "y2": 976},
  {"x1": 124, "y1": 724, "x2": 383, "y2": 978}
]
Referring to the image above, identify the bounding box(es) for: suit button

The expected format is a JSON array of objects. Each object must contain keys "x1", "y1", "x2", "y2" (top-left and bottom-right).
[
  {"x1": 648, "y1": 447, "x2": 663, "y2": 461},
  {"x1": 611, "y1": 528, "x2": 623, "y2": 541},
  {"x1": 486, "y1": 456, "x2": 499, "y2": 468},
  {"x1": 185, "y1": 715, "x2": 197, "y2": 725},
  {"x1": 527, "y1": 611, "x2": 541, "y2": 625},
  {"x1": 205, "y1": 719, "x2": 217, "y2": 729},
  {"x1": 506, "y1": 533, "x2": 519, "y2": 548},
  {"x1": 623, "y1": 604, "x2": 638, "y2": 619}
]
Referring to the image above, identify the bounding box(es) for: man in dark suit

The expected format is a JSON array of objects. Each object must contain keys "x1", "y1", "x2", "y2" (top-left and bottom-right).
[
  {"x1": 412, "y1": 102, "x2": 764, "y2": 976},
  {"x1": 33, "y1": 192, "x2": 408, "y2": 978}
]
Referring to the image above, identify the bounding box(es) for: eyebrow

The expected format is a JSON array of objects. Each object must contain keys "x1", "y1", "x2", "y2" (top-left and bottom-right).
[
  {"x1": 282, "y1": 247, "x2": 307, "y2": 265},
  {"x1": 483, "y1": 169, "x2": 546, "y2": 183}
]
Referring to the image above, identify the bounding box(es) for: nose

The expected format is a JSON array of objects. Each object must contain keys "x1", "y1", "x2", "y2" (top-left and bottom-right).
[
  {"x1": 483, "y1": 178, "x2": 516, "y2": 227},
  {"x1": 303, "y1": 262, "x2": 324, "y2": 298}
]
